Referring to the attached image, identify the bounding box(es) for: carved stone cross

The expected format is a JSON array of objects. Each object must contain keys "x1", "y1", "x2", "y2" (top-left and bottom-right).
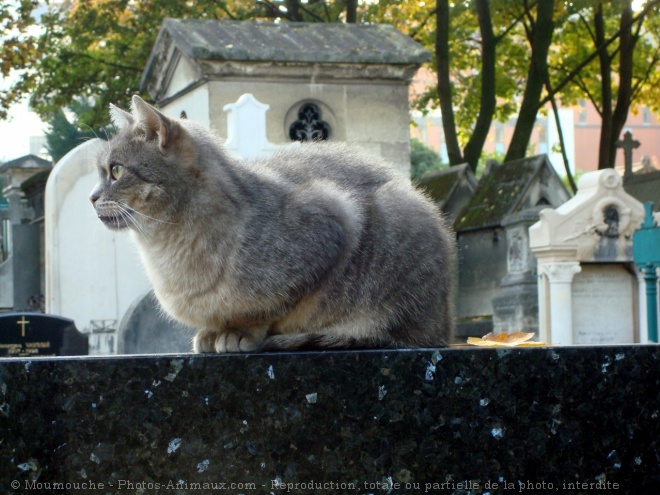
[{"x1": 615, "y1": 130, "x2": 640, "y2": 177}]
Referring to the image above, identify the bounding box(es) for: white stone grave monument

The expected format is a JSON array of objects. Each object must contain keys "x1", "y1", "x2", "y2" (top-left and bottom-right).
[
  {"x1": 222, "y1": 93, "x2": 292, "y2": 159},
  {"x1": 529, "y1": 169, "x2": 646, "y2": 345},
  {"x1": 44, "y1": 139, "x2": 151, "y2": 354}
]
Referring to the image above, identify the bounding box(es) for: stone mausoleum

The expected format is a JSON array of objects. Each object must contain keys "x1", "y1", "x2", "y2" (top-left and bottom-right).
[
  {"x1": 452, "y1": 155, "x2": 571, "y2": 337},
  {"x1": 0, "y1": 155, "x2": 52, "y2": 312},
  {"x1": 140, "y1": 19, "x2": 430, "y2": 175}
]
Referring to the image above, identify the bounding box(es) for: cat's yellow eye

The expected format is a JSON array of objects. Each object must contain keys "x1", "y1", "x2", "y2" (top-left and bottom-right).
[{"x1": 111, "y1": 164, "x2": 125, "y2": 180}]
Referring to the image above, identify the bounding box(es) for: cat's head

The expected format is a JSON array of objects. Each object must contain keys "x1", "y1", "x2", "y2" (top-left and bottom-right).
[{"x1": 90, "y1": 95, "x2": 198, "y2": 235}]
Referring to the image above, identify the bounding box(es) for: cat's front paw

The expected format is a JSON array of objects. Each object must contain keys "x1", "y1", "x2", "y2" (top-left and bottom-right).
[{"x1": 193, "y1": 329, "x2": 258, "y2": 353}]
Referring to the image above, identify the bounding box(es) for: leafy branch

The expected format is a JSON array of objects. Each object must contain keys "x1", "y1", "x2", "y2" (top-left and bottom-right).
[{"x1": 537, "y1": 0, "x2": 660, "y2": 110}]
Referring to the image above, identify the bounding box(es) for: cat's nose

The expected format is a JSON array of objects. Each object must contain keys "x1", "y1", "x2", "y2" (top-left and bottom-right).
[
  {"x1": 89, "y1": 192, "x2": 99, "y2": 205},
  {"x1": 89, "y1": 184, "x2": 101, "y2": 205}
]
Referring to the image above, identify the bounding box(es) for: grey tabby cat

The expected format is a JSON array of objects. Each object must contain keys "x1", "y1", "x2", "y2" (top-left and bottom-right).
[{"x1": 90, "y1": 95, "x2": 455, "y2": 353}]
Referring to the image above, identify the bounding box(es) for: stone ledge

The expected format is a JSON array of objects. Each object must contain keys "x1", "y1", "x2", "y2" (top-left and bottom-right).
[{"x1": 0, "y1": 346, "x2": 657, "y2": 493}]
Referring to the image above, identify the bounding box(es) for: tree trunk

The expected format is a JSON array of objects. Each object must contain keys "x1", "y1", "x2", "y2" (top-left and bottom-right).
[
  {"x1": 346, "y1": 0, "x2": 357, "y2": 23},
  {"x1": 436, "y1": 0, "x2": 464, "y2": 166},
  {"x1": 462, "y1": 0, "x2": 496, "y2": 171},
  {"x1": 286, "y1": 0, "x2": 302, "y2": 21},
  {"x1": 595, "y1": 3, "x2": 614, "y2": 169},
  {"x1": 504, "y1": 0, "x2": 555, "y2": 162},
  {"x1": 603, "y1": 1, "x2": 636, "y2": 169},
  {"x1": 547, "y1": 79, "x2": 577, "y2": 193}
]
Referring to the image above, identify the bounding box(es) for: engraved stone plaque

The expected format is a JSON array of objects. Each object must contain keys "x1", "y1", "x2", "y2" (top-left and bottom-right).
[{"x1": 572, "y1": 265, "x2": 636, "y2": 344}]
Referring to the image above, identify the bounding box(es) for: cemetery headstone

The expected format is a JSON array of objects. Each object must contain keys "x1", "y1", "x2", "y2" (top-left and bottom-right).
[
  {"x1": 1, "y1": 346, "x2": 656, "y2": 488},
  {"x1": 118, "y1": 291, "x2": 193, "y2": 354},
  {"x1": 529, "y1": 168, "x2": 645, "y2": 344},
  {"x1": 9, "y1": 223, "x2": 40, "y2": 310},
  {"x1": 0, "y1": 312, "x2": 88, "y2": 357},
  {"x1": 639, "y1": 155, "x2": 656, "y2": 174},
  {"x1": 491, "y1": 207, "x2": 545, "y2": 334},
  {"x1": 222, "y1": 93, "x2": 294, "y2": 160},
  {"x1": 0, "y1": 261, "x2": 11, "y2": 310}
]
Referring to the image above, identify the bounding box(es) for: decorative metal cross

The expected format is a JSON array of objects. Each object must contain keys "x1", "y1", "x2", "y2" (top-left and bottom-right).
[{"x1": 615, "y1": 130, "x2": 640, "y2": 177}]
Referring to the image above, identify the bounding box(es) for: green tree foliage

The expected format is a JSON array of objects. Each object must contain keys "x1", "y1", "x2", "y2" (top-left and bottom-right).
[
  {"x1": 258, "y1": 0, "x2": 357, "y2": 22},
  {"x1": 434, "y1": 0, "x2": 533, "y2": 170},
  {"x1": 432, "y1": 0, "x2": 660, "y2": 172},
  {"x1": 550, "y1": 0, "x2": 660, "y2": 169},
  {"x1": 44, "y1": 104, "x2": 102, "y2": 163},
  {"x1": 44, "y1": 110, "x2": 81, "y2": 163},
  {"x1": 1, "y1": 0, "x2": 660, "y2": 172},
  {"x1": 0, "y1": 0, "x2": 41, "y2": 120},
  {"x1": 503, "y1": 0, "x2": 556, "y2": 163},
  {"x1": 410, "y1": 138, "x2": 445, "y2": 180},
  {"x1": 9, "y1": 1, "x2": 269, "y2": 128},
  {"x1": 0, "y1": 1, "x2": 368, "y2": 127}
]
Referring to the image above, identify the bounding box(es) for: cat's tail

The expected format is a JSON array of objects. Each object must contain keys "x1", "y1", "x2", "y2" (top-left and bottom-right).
[{"x1": 257, "y1": 334, "x2": 445, "y2": 352}]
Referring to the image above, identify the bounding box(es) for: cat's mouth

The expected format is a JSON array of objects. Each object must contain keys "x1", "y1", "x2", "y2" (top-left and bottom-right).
[{"x1": 97, "y1": 214, "x2": 129, "y2": 230}]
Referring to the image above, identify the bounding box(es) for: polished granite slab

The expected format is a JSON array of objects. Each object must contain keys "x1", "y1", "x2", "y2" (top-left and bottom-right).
[{"x1": 0, "y1": 346, "x2": 658, "y2": 493}]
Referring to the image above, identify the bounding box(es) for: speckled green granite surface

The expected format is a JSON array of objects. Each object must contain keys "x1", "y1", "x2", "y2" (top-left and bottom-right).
[{"x1": 0, "y1": 346, "x2": 657, "y2": 494}]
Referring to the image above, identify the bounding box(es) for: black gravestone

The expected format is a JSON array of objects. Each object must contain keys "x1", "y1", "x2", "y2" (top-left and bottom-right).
[{"x1": 0, "y1": 312, "x2": 88, "y2": 357}]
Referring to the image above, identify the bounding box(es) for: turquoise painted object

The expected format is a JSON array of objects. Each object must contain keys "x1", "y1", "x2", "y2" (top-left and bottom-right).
[{"x1": 633, "y1": 202, "x2": 660, "y2": 342}]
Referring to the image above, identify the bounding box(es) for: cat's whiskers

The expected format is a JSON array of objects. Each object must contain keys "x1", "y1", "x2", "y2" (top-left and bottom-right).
[
  {"x1": 80, "y1": 123, "x2": 107, "y2": 145},
  {"x1": 115, "y1": 205, "x2": 150, "y2": 241},
  {"x1": 121, "y1": 202, "x2": 177, "y2": 225},
  {"x1": 100, "y1": 199, "x2": 149, "y2": 240},
  {"x1": 152, "y1": 185, "x2": 171, "y2": 199}
]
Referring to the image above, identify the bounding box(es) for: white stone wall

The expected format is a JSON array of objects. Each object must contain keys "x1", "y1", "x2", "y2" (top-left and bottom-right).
[
  {"x1": 205, "y1": 80, "x2": 412, "y2": 176},
  {"x1": 160, "y1": 83, "x2": 210, "y2": 127}
]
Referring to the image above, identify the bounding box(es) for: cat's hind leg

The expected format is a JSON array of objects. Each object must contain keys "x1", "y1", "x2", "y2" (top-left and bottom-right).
[
  {"x1": 258, "y1": 333, "x2": 397, "y2": 352},
  {"x1": 259, "y1": 314, "x2": 397, "y2": 351}
]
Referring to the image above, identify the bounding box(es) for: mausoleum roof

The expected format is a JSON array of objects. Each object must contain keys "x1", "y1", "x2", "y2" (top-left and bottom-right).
[
  {"x1": 419, "y1": 164, "x2": 473, "y2": 207},
  {"x1": 141, "y1": 19, "x2": 431, "y2": 101},
  {"x1": 152, "y1": 18, "x2": 431, "y2": 65},
  {"x1": 0, "y1": 154, "x2": 51, "y2": 174},
  {"x1": 456, "y1": 154, "x2": 566, "y2": 231}
]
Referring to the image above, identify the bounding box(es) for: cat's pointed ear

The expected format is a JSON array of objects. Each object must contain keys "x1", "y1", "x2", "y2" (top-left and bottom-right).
[
  {"x1": 109, "y1": 103, "x2": 134, "y2": 129},
  {"x1": 131, "y1": 95, "x2": 177, "y2": 149}
]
